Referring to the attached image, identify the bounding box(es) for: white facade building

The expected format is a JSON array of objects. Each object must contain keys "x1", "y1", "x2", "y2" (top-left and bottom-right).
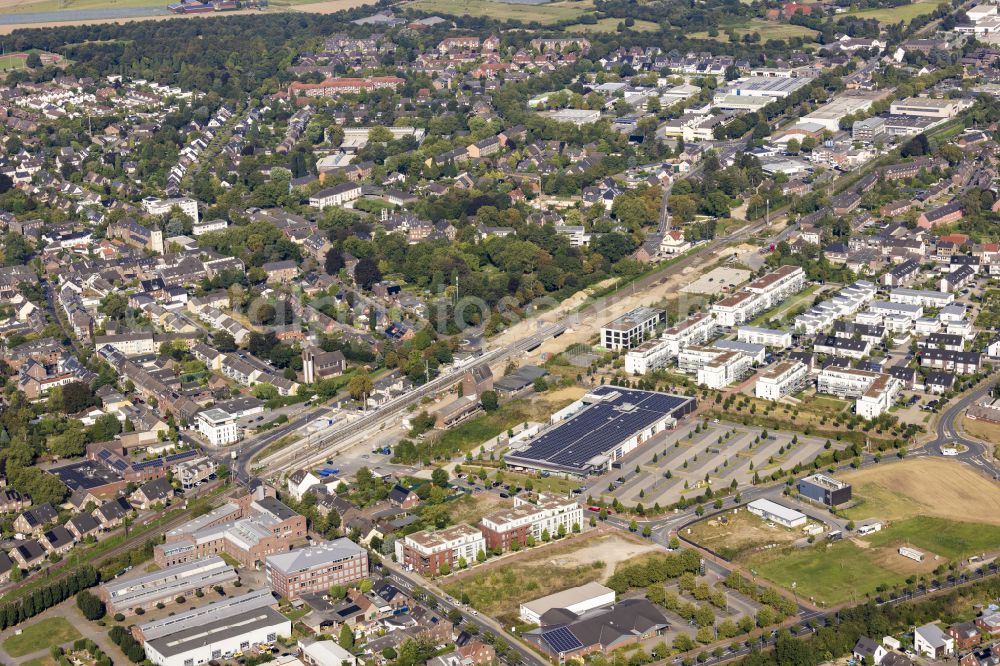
[
  {"x1": 889, "y1": 288, "x2": 954, "y2": 309},
  {"x1": 747, "y1": 499, "x2": 806, "y2": 528},
  {"x1": 601, "y1": 307, "x2": 664, "y2": 351},
  {"x1": 196, "y1": 408, "x2": 240, "y2": 447},
  {"x1": 755, "y1": 360, "x2": 808, "y2": 401},
  {"x1": 143, "y1": 196, "x2": 200, "y2": 224},
  {"x1": 738, "y1": 326, "x2": 792, "y2": 348}
]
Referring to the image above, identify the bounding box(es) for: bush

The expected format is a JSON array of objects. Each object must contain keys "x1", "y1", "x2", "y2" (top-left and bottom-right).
[
  {"x1": 77, "y1": 590, "x2": 106, "y2": 621},
  {"x1": 113, "y1": 613, "x2": 125, "y2": 622}
]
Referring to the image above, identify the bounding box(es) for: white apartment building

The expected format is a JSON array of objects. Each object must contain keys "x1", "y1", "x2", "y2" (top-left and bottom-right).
[
  {"x1": 712, "y1": 265, "x2": 805, "y2": 328},
  {"x1": 678, "y1": 346, "x2": 752, "y2": 389},
  {"x1": 308, "y1": 183, "x2": 363, "y2": 210},
  {"x1": 889, "y1": 288, "x2": 954, "y2": 309},
  {"x1": 192, "y1": 219, "x2": 228, "y2": 236},
  {"x1": 95, "y1": 332, "x2": 157, "y2": 356},
  {"x1": 394, "y1": 524, "x2": 486, "y2": 574},
  {"x1": 480, "y1": 495, "x2": 584, "y2": 551},
  {"x1": 196, "y1": 408, "x2": 241, "y2": 446},
  {"x1": 856, "y1": 374, "x2": 903, "y2": 419},
  {"x1": 624, "y1": 338, "x2": 672, "y2": 375},
  {"x1": 738, "y1": 326, "x2": 792, "y2": 348},
  {"x1": 601, "y1": 307, "x2": 665, "y2": 351},
  {"x1": 711, "y1": 291, "x2": 761, "y2": 328},
  {"x1": 817, "y1": 367, "x2": 901, "y2": 418},
  {"x1": 755, "y1": 360, "x2": 808, "y2": 401},
  {"x1": 869, "y1": 301, "x2": 924, "y2": 320},
  {"x1": 142, "y1": 196, "x2": 200, "y2": 224},
  {"x1": 662, "y1": 312, "x2": 715, "y2": 356},
  {"x1": 794, "y1": 281, "x2": 877, "y2": 335}
]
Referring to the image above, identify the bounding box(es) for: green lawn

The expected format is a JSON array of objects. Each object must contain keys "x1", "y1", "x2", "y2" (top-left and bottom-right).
[
  {"x1": 21, "y1": 657, "x2": 58, "y2": 666},
  {"x1": 865, "y1": 517, "x2": 1000, "y2": 560},
  {"x1": 747, "y1": 540, "x2": 902, "y2": 607},
  {"x1": 3, "y1": 618, "x2": 82, "y2": 658},
  {"x1": 564, "y1": 17, "x2": 658, "y2": 32},
  {"x1": 750, "y1": 284, "x2": 820, "y2": 325},
  {"x1": 837, "y1": 0, "x2": 940, "y2": 24},
  {"x1": 406, "y1": 0, "x2": 593, "y2": 23},
  {"x1": 0, "y1": 55, "x2": 27, "y2": 71},
  {"x1": 691, "y1": 21, "x2": 818, "y2": 41}
]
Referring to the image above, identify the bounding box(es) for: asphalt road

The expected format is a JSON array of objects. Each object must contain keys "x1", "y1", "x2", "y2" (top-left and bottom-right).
[{"x1": 931, "y1": 378, "x2": 1000, "y2": 478}]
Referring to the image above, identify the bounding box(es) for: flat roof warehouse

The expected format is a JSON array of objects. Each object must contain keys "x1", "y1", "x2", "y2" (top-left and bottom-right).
[{"x1": 505, "y1": 386, "x2": 695, "y2": 476}]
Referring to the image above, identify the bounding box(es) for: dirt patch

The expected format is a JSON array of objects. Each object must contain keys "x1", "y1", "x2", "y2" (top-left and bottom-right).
[
  {"x1": 850, "y1": 537, "x2": 871, "y2": 549},
  {"x1": 446, "y1": 492, "x2": 513, "y2": 526},
  {"x1": 542, "y1": 386, "x2": 587, "y2": 405},
  {"x1": 839, "y1": 458, "x2": 1000, "y2": 526},
  {"x1": 869, "y1": 546, "x2": 939, "y2": 575},
  {"x1": 287, "y1": 0, "x2": 377, "y2": 12},
  {"x1": 542, "y1": 534, "x2": 660, "y2": 582},
  {"x1": 686, "y1": 510, "x2": 803, "y2": 560}
]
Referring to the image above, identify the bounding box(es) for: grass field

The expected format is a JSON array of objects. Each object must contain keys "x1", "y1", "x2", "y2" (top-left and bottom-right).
[
  {"x1": 865, "y1": 516, "x2": 1000, "y2": 560},
  {"x1": 443, "y1": 533, "x2": 657, "y2": 621},
  {"x1": 0, "y1": 54, "x2": 27, "y2": 70},
  {"x1": 963, "y1": 416, "x2": 1000, "y2": 446},
  {"x1": 691, "y1": 21, "x2": 818, "y2": 42},
  {"x1": 21, "y1": 657, "x2": 58, "y2": 666},
  {"x1": 406, "y1": 0, "x2": 593, "y2": 23},
  {"x1": 750, "y1": 284, "x2": 821, "y2": 325},
  {"x1": 0, "y1": 0, "x2": 161, "y2": 15},
  {"x1": 837, "y1": 0, "x2": 939, "y2": 24},
  {"x1": 839, "y1": 458, "x2": 1000, "y2": 525},
  {"x1": 3, "y1": 618, "x2": 82, "y2": 658},
  {"x1": 564, "y1": 17, "x2": 658, "y2": 32},
  {"x1": 747, "y1": 540, "x2": 913, "y2": 606},
  {"x1": 445, "y1": 492, "x2": 513, "y2": 526}
]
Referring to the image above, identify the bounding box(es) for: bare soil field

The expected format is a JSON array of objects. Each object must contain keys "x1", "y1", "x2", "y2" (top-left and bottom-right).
[
  {"x1": 687, "y1": 510, "x2": 802, "y2": 560},
  {"x1": 839, "y1": 458, "x2": 1000, "y2": 525}
]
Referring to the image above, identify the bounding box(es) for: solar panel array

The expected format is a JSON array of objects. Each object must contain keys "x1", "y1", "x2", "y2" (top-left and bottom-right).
[
  {"x1": 506, "y1": 386, "x2": 694, "y2": 472},
  {"x1": 542, "y1": 626, "x2": 583, "y2": 653}
]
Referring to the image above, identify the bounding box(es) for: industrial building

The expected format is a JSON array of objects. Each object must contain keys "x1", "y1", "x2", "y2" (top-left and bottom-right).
[
  {"x1": 97, "y1": 556, "x2": 238, "y2": 615},
  {"x1": 519, "y1": 582, "x2": 616, "y2": 624},
  {"x1": 797, "y1": 474, "x2": 852, "y2": 506},
  {"x1": 800, "y1": 91, "x2": 881, "y2": 132},
  {"x1": 137, "y1": 590, "x2": 290, "y2": 666},
  {"x1": 265, "y1": 538, "x2": 369, "y2": 601},
  {"x1": 889, "y1": 97, "x2": 961, "y2": 119},
  {"x1": 747, "y1": 499, "x2": 806, "y2": 528},
  {"x1": 505, "y1": 386, "x2": 696, "y2": 476}
]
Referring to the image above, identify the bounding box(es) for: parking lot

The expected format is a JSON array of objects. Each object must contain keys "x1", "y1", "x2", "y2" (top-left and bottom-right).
[{"x1": 587, "y1": 420, "x2": 850, "y2": 507}]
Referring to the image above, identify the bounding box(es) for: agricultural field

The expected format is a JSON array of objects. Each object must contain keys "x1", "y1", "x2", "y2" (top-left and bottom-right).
[
  {"x1": 836, "y1": 0, "x2": 939, "y2": 24},
  {"x1": 691, "y1": 21, "x2": 818, "y2": 42},
  {"x1": 406, "y1": 0, "x2": 593, "y2": 24},
  {"x1": 564, "y1": 17, "x2": 658, "y2": 33},
  {"x1": 839, "y1": 458, "x2": 1000, "y2": 525},
  {"x1": 443, "y1": 532, "x2": 657, "y2": 622},
  {"x1": 0, "y1": 0, "x2": 161, "y2": 16},
  {"x1": 3, "y1": 617, "x2": 82, "y2": 658}
]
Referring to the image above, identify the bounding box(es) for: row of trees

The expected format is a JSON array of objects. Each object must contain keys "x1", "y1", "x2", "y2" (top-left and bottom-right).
[{"x1": 0, "y1": 567, "x2": 98, "y2": 630}]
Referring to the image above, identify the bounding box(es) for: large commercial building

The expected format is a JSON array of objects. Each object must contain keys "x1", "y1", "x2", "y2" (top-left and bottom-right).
[
  {"x1": 394, "y1": 524, "x2": 486, "y2": 575},
  {"x1": 601, "y1": 307, "x2": 665, "y2": 351},
  {"x1": 714, "y1": 76, "x2": 813, "y2": 104},
  {"x1": 97, "y1": 556, "x2": 238, "y2": 615},
  {"x1": 265, "y1": 538, "x2": 368, "y2": 601},
  {"x1": 519, "y1": 582, "x2": 615, "y2": 624},
  {"x1": 889, "y1": 97, "x2": 961, "y2": 119},
  {"x1": 480, "y1": 495, "x2": 584, "y2": 551},
  {"x1": 755, "y1": 360, "x2": 808, "y2": 401},
  {"x1": 800, "y1": 91, "x2": 881, "y2": 132},
  {"x1": 797, "y1": 474, "x2": 852, "y2": 506},
  {"x1": 747, "y1": 499, "x2": 806, "y2": 528},
  {"x1": 505, "y1": 386, "x2": 696, "y2": 476},
  {"x1": 155, "y1": 492, "x2": 307, "y2": 569},
  {"x1": 137, "y1": 590, "x2": 290, "y2": 666}
]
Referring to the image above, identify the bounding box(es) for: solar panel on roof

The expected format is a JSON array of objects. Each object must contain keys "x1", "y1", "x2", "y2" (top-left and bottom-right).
[
  {"x1": 113, "y1": 460, "x2": 128, "y2": 472},
  {"x1": 542, "y1": 627, "x2": 583, "y2": 653}
]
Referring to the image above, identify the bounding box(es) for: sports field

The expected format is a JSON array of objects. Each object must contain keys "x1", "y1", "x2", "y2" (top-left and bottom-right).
[
  {"x1": 0, "y1": 54, "x2": 27, "y2": 70},
  {"x1": 407, "y1": 0, "x2": 593, "y2": 23},
  {"x1": 564, "y1": 17, "x2": 658, "y2": 33}
]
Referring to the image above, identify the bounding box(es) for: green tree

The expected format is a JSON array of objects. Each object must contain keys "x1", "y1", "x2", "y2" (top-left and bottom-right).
[{"x1": 338, "y1": 624, "x2": 355, "y2": 650}]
